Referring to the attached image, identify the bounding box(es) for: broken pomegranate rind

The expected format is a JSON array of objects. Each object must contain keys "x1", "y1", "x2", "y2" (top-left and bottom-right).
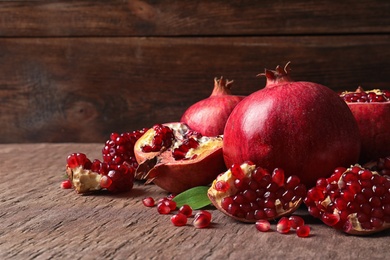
[
  {"x1": 208, "y1": 162, "x2": 305, "y2": 223},
  {"x1": 305, "y1": 164, "x2": 390, "y2": 235},
  {"x1": 66, "y1": 165, "x2": 102, "y2": 194}
]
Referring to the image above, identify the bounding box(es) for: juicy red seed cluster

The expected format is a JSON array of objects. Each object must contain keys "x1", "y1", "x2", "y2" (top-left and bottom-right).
[
  {"x1": 341, "y1": 89, "x2": 390, "y2": 103},
  {"x1": 67, "y1": 153, "x2": 135, "y2": 193},
  {"x1": 305, "y1": 166, "x2": 390, "y2": 232},
  {"x1": 142, "y1": 124, "x2": 174, "y2": 152},
  {"x1": 220, "y1": 167, "x2": 306, "y2": 221},
  {"x1": 102, "y1": 130, "x2": 146, "y2": 168},
  {"x1": 172, "y1": 137, "x2": 200, "y2": 160}
]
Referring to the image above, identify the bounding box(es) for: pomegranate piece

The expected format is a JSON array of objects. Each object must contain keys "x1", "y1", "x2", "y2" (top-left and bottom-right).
[
  {"x1": 305, "y1": 164, "x2": 390, "y2": 235},
  {"x1": 142, "y1": 197, "x2": 155, "y2": 207},
  {"x1": 223, "y1": 63, "x2": 361, "y2": 188},
  {"x1": 276, "y1": 217, "x2": 291, "y2": 234},
  {"x1": 193, "y1": 210, "x2": 212, "y2": 228},
  {"x1": 134, "y1": 122, "x2": 226, "y2": 194},
  {"x1": 340, "y1": 87, "x2": 390, "y2": 162},
  {"x1": 66, "y1": 153, "x2": 134, "y2": 194},
  {"x1": 296, "y1": 225, "x2": 311, "y2": 238},
  {"x1": 364, "y1": 156, "x2": 390, "y2": 178},
  {"x1": 208, "y1": 161, "x2": 306, "y2": 223},
  {"x1": 181, "y1": 77, "x2": 245, "y2": 136},
  {"x1": 179, "y1": 205, "x2": 193, "y2": 217}
]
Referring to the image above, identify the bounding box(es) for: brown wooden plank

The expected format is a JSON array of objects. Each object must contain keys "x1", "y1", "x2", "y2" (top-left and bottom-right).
[
  {"x1": 0, "y1": 143, "x2": 390, "y2": 259},
  {"x1": 0, "y1": 35, "x2": 389, "y2": 143},
  {"x1": 0, "y1": 0, "x2": 389, "y2": 37}
]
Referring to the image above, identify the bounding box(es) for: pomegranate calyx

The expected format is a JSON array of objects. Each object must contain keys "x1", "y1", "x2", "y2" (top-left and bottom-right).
[
  {"x1": 257, "y1": 62, "x2": 293, "y2": 87},
  {"x1": 211, "y1": 76, "x2": 234, "y2": 96}
]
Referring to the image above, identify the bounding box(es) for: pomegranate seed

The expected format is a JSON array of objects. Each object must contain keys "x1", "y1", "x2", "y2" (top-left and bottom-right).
[
  {"x1": 215, "y1": 180, "x2": 230, "y2": 192},
  {"x1": 179, "y1": 205, "x2": 193, "y2": 217},
  {"x1": 157, "y1": 203, "x2": 171, "y2": 214},
  {"x1": 271, "y1": 168, "x2": 285, "y2": 187},
  {"x1": 142, "y1": 197, "x2": 155, "y2": 207},
  {"x1": 231, "y1": 163, "x2": 245, "y2": 179},
  {"x1": 193, "y1": 211, "x2": 212, "y2": 228},
  {"x1": 276, "y1": 217, "x2": 291, "y2": 234},
  {"x1": 296, "y1": 225, "x2": 311, "y2": 237},
  {"x1": 164, "y1": 200, "x2": 177, "y2": 211},
  {"x1": 288, "y1": 215, "x2": 305, "y2": 229},
  {"x1": 255, "y1": 219, "x2": 271, "y2": 232},
  {"x1": 171, "y1": 213, "x2": 188, "y2": 227},
  {"x1": 61, "y1": 179, "x2": 72, "y2": 189}
]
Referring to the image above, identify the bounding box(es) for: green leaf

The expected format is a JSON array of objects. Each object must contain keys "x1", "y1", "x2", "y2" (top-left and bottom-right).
[{"x1": 172, "y1": 186, "x2": 211, "y2": 210}]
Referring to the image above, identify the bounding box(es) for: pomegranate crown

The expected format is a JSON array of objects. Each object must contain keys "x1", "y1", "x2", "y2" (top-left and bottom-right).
[
  {"x1": 257, "y1": 62, "x2": 293, "y2": 87},
  {"x1": 211, "y1": 76, "x2": 234, "y2": 96}
]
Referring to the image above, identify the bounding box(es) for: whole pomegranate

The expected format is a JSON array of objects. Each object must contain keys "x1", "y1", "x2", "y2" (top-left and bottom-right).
[
  {"x1": 180, "y1": 77, "x2": 245, "y2": 136},
  {"x1": 223, "y1": 63, "x2": 361, "y2": 188},
  {"x1": 340, "y1": 87, "x2": 390, "y2": 163},
  {"x1": 134, "y1": 122, "x2": 226, "y2": 194}
]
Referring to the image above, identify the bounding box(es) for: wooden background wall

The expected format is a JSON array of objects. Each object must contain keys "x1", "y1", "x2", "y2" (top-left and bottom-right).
[{"x1": 0, "y1": 0, "x2": 389, "y2": 143}]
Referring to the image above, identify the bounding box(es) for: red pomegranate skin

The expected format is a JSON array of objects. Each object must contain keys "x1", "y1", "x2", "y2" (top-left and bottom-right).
[
  {"x1": 181, "y1": 77, "x2": 245, "y2": 136},
  {"x1": 223, "y1": 68, "x2": 361, "y2": 188},
  {"x1": 346, "y1": 102, "x2": 390, "y2": 163}
]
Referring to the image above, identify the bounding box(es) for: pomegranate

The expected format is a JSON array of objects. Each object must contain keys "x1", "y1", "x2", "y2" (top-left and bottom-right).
[
  {"x1": 223, "y1": 63, "x2": 361, "y2": 188},
  {"x1": 340, "y1": 87, "x2": 390, "y2": 163},
  {"x1": 180, "y1": 77, "x2": 245, "y2": 136},
  {"x1": 304, "y1": 165, "x2": 390, "y2": 235},
  {"x1": 66, "y1": 153, "x2": 134, "y2": 193},
  {"x1": 134, "y1": 122, "x2": 226, "y2": 194},
  {"x1": 207, "y1": 161, "x2": 306, "y2": 223}
]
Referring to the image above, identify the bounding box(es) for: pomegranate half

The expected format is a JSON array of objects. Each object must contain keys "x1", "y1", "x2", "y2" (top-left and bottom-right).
[
  {"x1": 134, "y1": 122, "x2": 226, "y2": 194},
  {"x1": 180, "y1": 77, "x2": 245, "y2": 136},
  {"x1": 223, "y1": 63, "x2": 361, "y2": 188},
  {"x1": 340, "y1": 87, "x2": 390, "y2": 163}
]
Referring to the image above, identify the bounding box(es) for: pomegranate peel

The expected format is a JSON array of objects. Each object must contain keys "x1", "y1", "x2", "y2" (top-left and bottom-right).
[
  {"x1": 305, "y1": 164, "x2": 390, "y2": 235},
  {"x1": 207, "y1": 161, "x2": 306, "y2": 223}
]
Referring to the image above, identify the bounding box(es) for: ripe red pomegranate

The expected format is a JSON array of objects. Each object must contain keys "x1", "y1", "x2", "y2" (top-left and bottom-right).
[
  {"x1": 207, "y1": 161, "x2": 306, "y2": 222},
  {"x1": 66, "y1": 153, "x2": 134, "y2": 193},
  {"x1": 305, "y1": 165, "x2": 390, "y2": 235},
  {"x1": 340, "y1": 87, "x2": 390, "y2": 163},
  {"x1": 181, "y1": 77, "x2": 245, "y2": 136},
  {"x1": 134, "y1": 122, "x2": 226, "y2": 194},
  {"x1": 223, "y1": 63, "x2": 361, "y2": 188}
]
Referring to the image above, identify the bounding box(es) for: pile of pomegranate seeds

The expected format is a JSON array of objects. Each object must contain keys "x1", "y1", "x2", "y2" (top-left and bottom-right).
[
  {"x1": 340, "y1": 88, "x2": 390, "y2": 103},
  {"x1": 142, "y1": 196, "x2": 212, "y2": 228},
  {"x1": 305, "y1": 165, "x2": 390, "y2": 235}
]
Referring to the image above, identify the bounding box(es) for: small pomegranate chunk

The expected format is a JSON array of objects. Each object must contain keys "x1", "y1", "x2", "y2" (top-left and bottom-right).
[
  {"x1": 305, "y1": 164, "x2": 390, "y2": 235},
  {"x1": 193, "y1": 210, "x2": 212, "y2": 228},
  {"x1": 255, "y1": 220, "x2": 271, "y2": 232},
  {"x1": 142, "y1": 197, "x2": 155, "y2": 207},
  {"x1": 208, "y1": 161, "x2": 306, "y2": 223},
  {"x1": 171, "y1": 213, "x2": 188, "y2": 227}
]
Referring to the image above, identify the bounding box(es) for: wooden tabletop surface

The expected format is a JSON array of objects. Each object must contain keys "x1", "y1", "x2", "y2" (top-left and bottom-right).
[{"x1": 1, "y1": 143, "x2": 389, "y2": 259}]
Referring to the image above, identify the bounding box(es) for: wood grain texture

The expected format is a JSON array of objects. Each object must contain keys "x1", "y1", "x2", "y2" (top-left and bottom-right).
[
  {"x1": 0, "y1": 36, "x2": 389, "y2": 143},
  {"x1": 0, "y1": 0, "x2": 389, "y2": 37},
  {"x1": 0, "y1": 143, "x2": 389, "y2": 259}
]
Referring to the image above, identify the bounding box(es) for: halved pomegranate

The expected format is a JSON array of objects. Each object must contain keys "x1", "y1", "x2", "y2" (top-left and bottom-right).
[
  {"x1": 304, "y1": 165, "x2": 390, "y2": 235},
  {"x1": 340, "y1": 87, "x2": 390, "y2": 163},
  {"x1": 134, "y1": 122, "x2": 226, "y2": 194},
  {"x1": 207, "y1": 161, "x2": 306, "y2": 223}
]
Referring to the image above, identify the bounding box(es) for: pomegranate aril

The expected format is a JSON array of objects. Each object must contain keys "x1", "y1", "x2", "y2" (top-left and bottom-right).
[
  {"x1": 276, "y1": 217, "x2": 291, "y2": 234},
  {"x1": 179, "y1": 205, "x2": 193, "y2": 217},
  {"x1": 142, "y1": 197, "x2": 155, "y2": 207},
  {"x1": 231, "y1": 163, "x2": 245, "y2": 179},
  {"x1": 171, "y1": 213, "x2": 188, "y2": 227},
  {"x1": 255, "y1": 219, "x2": 271, "y2": 232},
  {"x1": 296, "y1": 225, "x2": 310, "y2": 237},
  {"x1": 215, "y1": 180, "x2": 230, "y2": 192},
  {"x1": 193, "y1": 211, "x2": 212, "y2": 228},
  {"x1": 157, "y1": 203, "x2": 171, "y2": 214},
  {"x1": 271, "y1": 168, "x2": 285, "y2": 187},
  {"x1": 288, "y1": 215, "x2": 305, "y2": 229},
  {"x1": 61, "y1": 180, "x2": 72, "y2": 189}
]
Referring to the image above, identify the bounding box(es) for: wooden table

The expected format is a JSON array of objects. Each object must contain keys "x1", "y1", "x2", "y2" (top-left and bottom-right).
[{"x1": 1, "y1": 143, "x2": 389, "y2": 259}]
